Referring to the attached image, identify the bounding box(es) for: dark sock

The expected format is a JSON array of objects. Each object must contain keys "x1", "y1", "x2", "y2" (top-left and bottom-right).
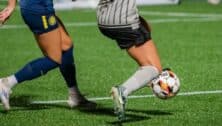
[
  {"x1": 59, "y1": 46, "x2": 78, "y2": 89},
  {"x1": 15, "y1": 57, "x2": 59, "y2": 83}
]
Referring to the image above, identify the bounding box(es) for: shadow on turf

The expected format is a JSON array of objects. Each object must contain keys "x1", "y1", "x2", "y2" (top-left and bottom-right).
[
  {"x1": 0, "y1": 95, "x2": 53, "y2": 113},
  {"x1": 78, "y1": 105, "x2": 172, "y2": 126},
  {"x1": 78, "y1": 106, "x2": 150, "y2": 125},
  {"x1": 107, "y1": 114, "x2": 151, "y2": 126},
  {"x1": 127, "y1": 109, "x2": 173, "y2": 116},
  {"x1": 1, "y1": 96, "x2": 173, "y2": 125},
  {"x1": 0, "y1": 95, "x2": 97, "y2": 113}
]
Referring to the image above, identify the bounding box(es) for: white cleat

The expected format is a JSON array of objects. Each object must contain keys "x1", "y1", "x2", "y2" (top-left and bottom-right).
[
  {"x1": 111, "y1": 86, "x2": 126, "y2": 121},
  {"x1": 67, "y1": 94, "x2": 81, "y2": 107},
  {"x1": 0, "y1": 79, "x2": 11, "y2": 111},
  {"x1": 67, "y1": 93, "x2": 97, "y2": 109}
]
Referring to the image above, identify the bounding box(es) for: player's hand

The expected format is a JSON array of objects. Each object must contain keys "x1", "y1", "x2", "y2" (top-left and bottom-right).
[{"x1": 0, "y1": 6, "x2": 14, "y2": 25}]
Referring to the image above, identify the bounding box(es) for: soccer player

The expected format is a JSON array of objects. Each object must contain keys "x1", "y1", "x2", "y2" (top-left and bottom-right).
[
  {"x1": 0, "y1": 0, "x2": 95, "y2": 111},
  {"x1": 97, "y1": 0, "x2": 162, "y2": 120}
]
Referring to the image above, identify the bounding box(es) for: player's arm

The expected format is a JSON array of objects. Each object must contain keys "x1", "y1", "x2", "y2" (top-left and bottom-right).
[{"x1": 0, "y1": 0, "x2": 17, "y2": 25}]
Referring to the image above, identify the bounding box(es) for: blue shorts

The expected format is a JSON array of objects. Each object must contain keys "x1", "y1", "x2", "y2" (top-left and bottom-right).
[{"x1": 21, "y1": 9, "x2": 59, "y2": 35}]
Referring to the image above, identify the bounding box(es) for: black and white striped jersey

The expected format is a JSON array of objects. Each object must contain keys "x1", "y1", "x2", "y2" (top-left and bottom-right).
[{"x1": 97, "y1": 0, "x2": 140, "y2": 29}]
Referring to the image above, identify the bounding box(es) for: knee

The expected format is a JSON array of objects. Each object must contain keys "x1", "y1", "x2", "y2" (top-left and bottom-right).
[{"x1": 62, "y1": 36, "x2": 73, "y2": 51}]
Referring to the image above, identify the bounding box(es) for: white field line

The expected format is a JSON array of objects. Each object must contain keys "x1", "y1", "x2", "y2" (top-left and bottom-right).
[
  {"x1": 140, "y1": 11, "x2": 222, "y2": 18},
  {"x1": 1, "y1": 11, "x2": 222, "y2": 30},
  {"x1": 0, "y1": 90, "x2": 222, "y2": 106},
  {"x1": 0, "y1": 17, "x2": 222, "y2": 30},
  {"x1": 29, "y1": 90, "x2": 222, "y2": 104}
]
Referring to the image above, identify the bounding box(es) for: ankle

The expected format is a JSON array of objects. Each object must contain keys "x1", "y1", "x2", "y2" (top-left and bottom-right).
[
  {"x1": 3, "y1": 75, "x2": 18, "y2": 88},
  {"x1": 69, "y1": 87, "x2": 80, "y2": 95}
]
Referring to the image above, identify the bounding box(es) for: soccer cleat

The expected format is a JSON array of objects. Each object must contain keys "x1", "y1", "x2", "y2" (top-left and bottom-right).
[
  {"x1": 111, "y1": 86, "x2": 126, "y2": 121},
  {"x1": 0, "y1": 79, "x2": 11, "y2": 111},
  {"x1": 67, "y1": 93, "x2": 97, "y2": 109}
]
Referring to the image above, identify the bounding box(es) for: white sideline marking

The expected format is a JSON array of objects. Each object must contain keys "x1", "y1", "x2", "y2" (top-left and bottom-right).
[
  {"x1": 0, "y1": 17, "x2": 222, "y2": 30},
  {"x1": 1, "y1": 11, "x2": 222, "y2": 30},
  {"x1": 0, "y1": 90, "x2": 222, "y2": 105},
  {"x1": 30, "y1": 90, "x2": 222, "y2": 104},
  {"x1": 140, "y1": 11, "x2": 222, "y2": 18}
]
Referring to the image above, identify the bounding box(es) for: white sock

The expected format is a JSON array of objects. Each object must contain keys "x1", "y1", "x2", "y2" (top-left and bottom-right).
[
  {"x1": 69, "y1": 87, "x2": 80, "y2": 95},
  {"x1": 121, "y1": 66, "x2": 159, "y2": 97},
  {"x1": 1, "y1": 75, "x2": 18, "y2": 88}
]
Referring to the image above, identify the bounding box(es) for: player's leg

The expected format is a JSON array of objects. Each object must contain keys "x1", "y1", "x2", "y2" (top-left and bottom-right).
[
  {"x1": 34, "y1": 28, "x2": 62, "y2": 63},
  {"x1": 121, "y1": 17, "x2": 162, "y2": 97},
  {"x1": 14, "y1": 11, "x2": 63, "y2": 84},
  {"x1": 56, "y1": 18, "x2": 96, "y2": 108},
  {"x1": 13, "y1": 18, "x2": 63, "y2": 83},
  {"x1": 127, "y1": 41, "x2": 162, "y2": 70},
  {"x1": 0, "y1": 58, "x2": 59, "y2": 111},
  {"x1": 111, "y1": 40, "x2": 161, "y2": 120},
  {"x1": 122, "y1": 40, "x2": 162, "y2": 97},
  {"x1": 110, "y1": 18, "x2": 162, "y2": 120},
  {"x1": 0, "y1": 13, "x2": 61, "y2": 111}
]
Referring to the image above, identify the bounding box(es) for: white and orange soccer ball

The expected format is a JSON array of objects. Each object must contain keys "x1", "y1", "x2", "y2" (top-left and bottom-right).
[{"x1": 151, "y1": 69, "x2": 180, "y2": 99}]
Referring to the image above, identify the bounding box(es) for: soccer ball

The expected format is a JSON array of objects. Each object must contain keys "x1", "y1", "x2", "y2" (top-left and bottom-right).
[
  {"x1": 151, "y1": 69, "x2": 180, "y2": 99},
  {"x1": 208, "y1": 0, "x2": 221, "y2": 5}
]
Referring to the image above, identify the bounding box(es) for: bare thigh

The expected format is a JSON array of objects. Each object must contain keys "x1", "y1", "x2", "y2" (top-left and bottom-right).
[
  {"x1": 127, "y1": 40, "x2": 162, "y2": 72},
  {"x1": 56, "y1": 17, "x2": 73, "y2": 51},
  {"x1": 34, "y1": 17, "x2": 73, "y2": 64},
  {"x1": 35, "y1": 28, "x2": 62, "y2": 64}
]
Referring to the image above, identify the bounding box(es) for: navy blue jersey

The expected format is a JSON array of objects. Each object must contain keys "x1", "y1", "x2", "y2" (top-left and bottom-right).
[{"x1": 19, "y1": 0, "x2": 54, "y2": 14}]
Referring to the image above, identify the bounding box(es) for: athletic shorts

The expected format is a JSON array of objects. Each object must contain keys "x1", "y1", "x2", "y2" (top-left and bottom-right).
[
  {"x1": 20, "y1": 9, "x2": 59, "y2": 35},
  {"x1": 98, "y1": 17, "x2": 152, "y2": 49}
]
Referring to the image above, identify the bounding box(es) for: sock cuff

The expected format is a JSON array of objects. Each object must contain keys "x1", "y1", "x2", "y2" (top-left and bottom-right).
[
  {"x1": 122, "y1": 65, "x2": 160, "y2": 96},
  {"x1": 8, "y1": 75, "x2": 18, "y2": 88},
  {"x1": 63, "y1": 46, "x2": 73, "y2": 54},
  {"x1": 45, "y1": 56, "x2": 60, "y2": 65},
  {"x1": 139, "y1": 65, "x2": 160, "y2": 75},
  {"x1": 61, "y1": 46, "x2": 74, "y2": 65}
]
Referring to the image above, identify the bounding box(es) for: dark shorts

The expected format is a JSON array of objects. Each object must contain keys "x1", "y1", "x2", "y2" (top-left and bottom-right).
[
  {"x1": 98, "y1": 17, "x2": 152, "y2": 49},
  {"x1": 20, "y1": 9, "x2": 59, "y2": 35}
]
